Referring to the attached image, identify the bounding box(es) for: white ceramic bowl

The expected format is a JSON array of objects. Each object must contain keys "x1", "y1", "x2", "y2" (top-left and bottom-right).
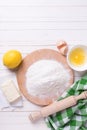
[{"x1": 67, "y1": 45, "x2": 87, "y2": 71}]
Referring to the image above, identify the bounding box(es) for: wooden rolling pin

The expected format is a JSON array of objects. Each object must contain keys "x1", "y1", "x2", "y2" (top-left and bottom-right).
[{"x1": 29, "y1": 91, "x2": 87, "y2": 122}]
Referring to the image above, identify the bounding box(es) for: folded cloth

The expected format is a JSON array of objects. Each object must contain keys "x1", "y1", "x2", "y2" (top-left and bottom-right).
[{"x1": 45, "y1": 74, "x2": 87, "y2": 130}]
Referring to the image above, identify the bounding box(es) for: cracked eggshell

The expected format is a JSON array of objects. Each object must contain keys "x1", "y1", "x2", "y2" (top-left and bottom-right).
[{"x1": 57, "y1": 40, "x2": 68, "y2": 56}]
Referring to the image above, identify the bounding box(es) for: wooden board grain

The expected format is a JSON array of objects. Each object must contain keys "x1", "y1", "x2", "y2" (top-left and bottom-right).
[{"x1": 17, "y1": 49, "x2": 74, "y2": 106}]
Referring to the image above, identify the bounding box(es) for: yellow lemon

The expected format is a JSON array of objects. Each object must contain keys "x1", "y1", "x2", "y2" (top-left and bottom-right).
[{"x1": 3, "y1": 50, "x2": 22, "y2": 69}]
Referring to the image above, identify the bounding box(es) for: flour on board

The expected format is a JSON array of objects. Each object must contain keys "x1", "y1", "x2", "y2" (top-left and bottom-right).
[{"x1": 26, "y1": 60, "x2": 70, "y2": 99}]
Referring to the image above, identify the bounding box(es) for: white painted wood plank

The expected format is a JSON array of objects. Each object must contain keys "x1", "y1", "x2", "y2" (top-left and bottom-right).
[
  {"x1": 1, "y1": 18, "x2": 87, "y2": 22},
  {"x1": 0, "y1": 45, "x2": 57, "y2": 53},
  {"x1": 0, "y1": 112, "x2": 49, "y2": 130},
  {"x1": 0, "y1": 7, "x2": 87, "y2": 20},
  {"x1": 0, "y1": 40, "x2": 86, "y2": 46},
  {"x1": 0, "y1": 1, "x2": 87, "y2": 46},
  {"x1": 1, "y1": 22, "x2": 87, "y2": 30},
  {"x1": 0, "y1": 0, "x2": 87, "y2": 6},
  {"x1": 0, "y1": 30, "x2": 87, "y2": 45}
]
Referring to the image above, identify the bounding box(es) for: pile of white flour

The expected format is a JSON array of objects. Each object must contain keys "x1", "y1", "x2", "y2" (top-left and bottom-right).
[{"x1": 26, "y1": 60, "x2": 70, "y2": 98}]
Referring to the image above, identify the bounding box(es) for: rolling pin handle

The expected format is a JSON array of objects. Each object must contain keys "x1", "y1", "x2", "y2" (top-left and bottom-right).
[
  {"x1": 75, "y1": 91, "x2": 87, "y2": 101},
  {"x1": 29, "y1": 111, "x2": 42, "y2": 122}
]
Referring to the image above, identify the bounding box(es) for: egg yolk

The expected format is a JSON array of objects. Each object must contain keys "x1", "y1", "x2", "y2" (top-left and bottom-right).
[{"x1": 69, "y1": 48, "x2": 86, "y2": 66}]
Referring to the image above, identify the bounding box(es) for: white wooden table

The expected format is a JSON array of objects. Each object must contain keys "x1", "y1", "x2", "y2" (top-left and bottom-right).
[{"x1": 0, "y1": 0, "x2": 87, "y2": 130}]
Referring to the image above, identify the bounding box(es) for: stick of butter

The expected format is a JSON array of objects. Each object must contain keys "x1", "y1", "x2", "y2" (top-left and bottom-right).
[{"x1": 1, "y1": 80, "x2": 21, "y2": 103}]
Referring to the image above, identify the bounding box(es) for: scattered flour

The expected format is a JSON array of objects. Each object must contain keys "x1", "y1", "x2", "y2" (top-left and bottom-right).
[{"x1": 26, "y1": 60, "x2": 70, "y2": 98}]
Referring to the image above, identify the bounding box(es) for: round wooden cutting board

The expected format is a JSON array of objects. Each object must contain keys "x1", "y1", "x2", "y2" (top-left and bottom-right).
[{"x1": 17, "y1": 49, "x2": 74, "y2": 106}]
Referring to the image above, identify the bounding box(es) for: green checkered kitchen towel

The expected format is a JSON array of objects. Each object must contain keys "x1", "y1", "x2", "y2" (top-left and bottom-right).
[{"x1": 45, "y1": 74, "x2": 87, "y2": 130}]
